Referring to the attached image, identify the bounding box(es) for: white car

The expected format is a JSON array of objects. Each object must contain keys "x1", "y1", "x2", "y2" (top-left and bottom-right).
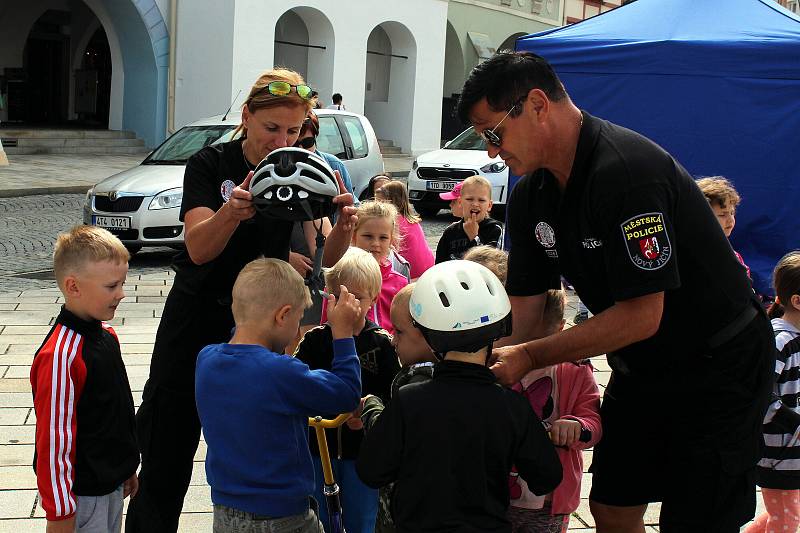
[
  {"x1": 407, "y1": 127, "x2": 509, "y2": 217},
  {"x1": 83, "y1": 109, "x2": 384, "y2": 253}
]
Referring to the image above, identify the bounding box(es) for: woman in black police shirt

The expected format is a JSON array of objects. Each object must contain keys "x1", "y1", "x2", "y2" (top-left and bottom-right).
[{"x1": 126, "y1": 69, "x2": 357, "y2": 533}]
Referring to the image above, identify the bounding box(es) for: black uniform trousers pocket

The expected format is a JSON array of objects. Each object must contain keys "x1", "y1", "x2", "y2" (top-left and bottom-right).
[{"x1": 126, "y1": 290, "x2": 235, "y2": 533}]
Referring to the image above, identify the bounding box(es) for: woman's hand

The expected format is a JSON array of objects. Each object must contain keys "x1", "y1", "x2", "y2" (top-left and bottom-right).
[
  {"x1": 332, "y1": 170, "x2": 358, "y2": 232},
  {"x1": 225, "y1": 171, "x2": 256, "y2": 222}
]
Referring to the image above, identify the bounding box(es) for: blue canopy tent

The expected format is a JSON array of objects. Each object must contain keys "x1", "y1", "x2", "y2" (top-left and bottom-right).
[{"x1": 515, "y1": 0, "x2": 800, "y2": 294}]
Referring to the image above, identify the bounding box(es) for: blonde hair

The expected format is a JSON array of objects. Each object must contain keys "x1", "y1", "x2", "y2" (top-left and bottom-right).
[
  {"x1": 390, "y1": 283, "x2": 415, "y2": 317},
  {"x1": 353, "y1": 201, "x2": 401, "y2": 247},
  {"x1": 543, "y1": 289, "x2": 566, "y2": 334},
  {"x1": 460, "y1": 175, "x2": 492, "y2": 197},
  {"x1": 696, "y1": 176, "x2": 741, "y2": 210},
  {"x1": 232, "y1": 258, "x2": 311, "y2": 324},
  {"x1": 325, "y1": 248, "x2": 382, "y2": 299},
  {"x1": 378, "y1": 181, "x2": 420, "y2": 224},
  {"x1": 463, "y1": 246, "x2": 508, "y2": 285},
  {"x1": 769, "y1": 251, "x2": 800, "y2": 319},
  {"x1": 234, "y1": 68, "x2": 317, "y2": 139},
  {"x1": 53, "y1": 225, "x2": 129, "y2": 285}
]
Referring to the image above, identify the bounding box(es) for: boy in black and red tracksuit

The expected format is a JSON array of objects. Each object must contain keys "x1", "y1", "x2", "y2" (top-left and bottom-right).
[{"x1": 31, "y1": 226, "x2": 139, "y2": 533}]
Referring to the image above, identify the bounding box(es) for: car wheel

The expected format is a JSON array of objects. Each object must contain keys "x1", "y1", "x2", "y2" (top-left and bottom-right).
[
  {"x1": 415, "y1": 205, "x2": 441, "y2": 218},
  {"x1": 124, "y1": 244, "x2": 142, "y2": 256}
]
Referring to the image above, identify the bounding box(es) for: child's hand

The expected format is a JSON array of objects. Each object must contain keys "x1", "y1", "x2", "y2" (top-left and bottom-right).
[
  {"x1": 46, "y1": 517, "x2": 76, "y2": 533},
  {"x1": 123, "y1": 472, "x2": 139, "y2": 498},
  {"x1": 327, "y1": 286, "x2": 361, "y2": 339},
  {"x1": 346, "y1": 396, "x2": 369, "y2": 430},
  {"x1": 550, "y1": 418, "x2": 582, "y2": 447},
  {"x1": 464, "y1": 212, "x2": 480, "y2": 241}
]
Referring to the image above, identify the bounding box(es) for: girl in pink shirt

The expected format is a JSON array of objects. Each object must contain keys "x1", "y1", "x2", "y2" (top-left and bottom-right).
[
  {"x1": 376, "y1": 181, "x2": 434, "y2": 280},
  {"x1": 508, "y1": 289, "x2": 602, "y2": 533},
  {"x1": 321, "y1": 201, "x2": 408, "y2": 334}
]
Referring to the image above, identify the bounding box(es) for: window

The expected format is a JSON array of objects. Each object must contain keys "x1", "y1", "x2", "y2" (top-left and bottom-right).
[
  {"x1": 342, "y1": 116, "x2": 369, "y2": 159},
  {"x1": 144, "y1": 125, "x2": 237, "y2": 164},
  {"x1": 316, "y1": 116, "x2": 347, "y2": 159}
]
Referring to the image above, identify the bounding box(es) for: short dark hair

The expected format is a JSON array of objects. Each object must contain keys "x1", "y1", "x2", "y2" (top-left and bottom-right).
[
  {"x1": 332, "y1": 93, "x2": 343, "y2": 104},
  {"x1": 456, "y1": 51, "x2": 567, "y2": 124}
]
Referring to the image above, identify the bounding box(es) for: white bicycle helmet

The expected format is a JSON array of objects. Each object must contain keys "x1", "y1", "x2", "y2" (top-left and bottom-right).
[
  {"x1": 410, "y1": 260, "x2": 512, "y2": 360},
  {"x1": 249, "y1": 147, "x2": 339, "y2": 221}
]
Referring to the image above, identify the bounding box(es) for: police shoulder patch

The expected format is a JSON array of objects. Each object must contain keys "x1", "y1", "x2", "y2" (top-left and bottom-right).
[{"x1": 620, "y1": 212, "x2": 672, "y2": 270}]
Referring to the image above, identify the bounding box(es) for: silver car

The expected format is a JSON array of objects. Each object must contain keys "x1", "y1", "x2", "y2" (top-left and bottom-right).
[{"x1": 83, "y1": 109, "x2": 384, "y2": 253}]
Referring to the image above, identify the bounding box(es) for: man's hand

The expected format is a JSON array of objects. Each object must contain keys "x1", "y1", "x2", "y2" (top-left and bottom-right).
[
  {"x1": 550, "y1": 418, "x2": 582, "y2": 447},
  {"x1": 289, "y1": 251, "x2": 313, "y2": 277},
  {"x1": 464, "y1": 211, "x2": 480, "y2": 241},
  {"x1": 123, "y1": 472, "x2": 139, "y2": 498},
  {"x1": 332, "y1": 170, "x2": 357, "y2": 232},
  {"x1": 225, "y1": 171, "x2": 256, "y2": 221},
  {"x1": 490, "y1": 344, "x2": 534, "y2": 386},
  {"x1": 327, "y1": 286, "x2": 362, "y2": 340},
  {"x1": 46, "y1": 517, "x2": 76, "y2": 533}
]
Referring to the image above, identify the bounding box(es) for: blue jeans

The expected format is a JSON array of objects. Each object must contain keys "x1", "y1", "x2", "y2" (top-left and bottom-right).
[{"x1": 312, "y1": 456, "x2": 378, "y2": 533}]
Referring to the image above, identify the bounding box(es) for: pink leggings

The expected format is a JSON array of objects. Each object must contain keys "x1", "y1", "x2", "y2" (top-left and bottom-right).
[{"x1": 744, "y1": 488, "x2": 800, "y2": 533}]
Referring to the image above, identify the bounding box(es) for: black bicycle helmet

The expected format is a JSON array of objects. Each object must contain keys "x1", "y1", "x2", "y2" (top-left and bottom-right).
[{"x1": 250, "y1": 147, "x2": 339, "y2": 221}]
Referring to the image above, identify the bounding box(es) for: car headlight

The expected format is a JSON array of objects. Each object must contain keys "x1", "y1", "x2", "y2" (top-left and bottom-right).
[
  {"x1": 412, "y1": 159, "x2": 418, "y2": 170},
  {"x1": 148, "y1": 188, "x2": 183, "y2": 210},
  {"x1": 85, "y1": 187, "x2": 94, "y2": 206},
  {"x1": 480, "y1": 162, "x2": 507, "y2": 174}
]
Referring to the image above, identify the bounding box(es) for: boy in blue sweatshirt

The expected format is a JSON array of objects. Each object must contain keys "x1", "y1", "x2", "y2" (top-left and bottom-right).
[{"x1": 196, "y1": 258, "x2": 362, "y2": 532}]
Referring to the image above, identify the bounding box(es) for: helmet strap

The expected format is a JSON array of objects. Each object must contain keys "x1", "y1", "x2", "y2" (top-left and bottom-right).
[{"x1": 302, "y1": 199, "x2": 327, "y2": 298}]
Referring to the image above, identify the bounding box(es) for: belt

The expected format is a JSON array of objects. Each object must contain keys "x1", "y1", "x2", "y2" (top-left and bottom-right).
[{"x1": 706, "y1": 300, "x2": 759, "y2": 350}]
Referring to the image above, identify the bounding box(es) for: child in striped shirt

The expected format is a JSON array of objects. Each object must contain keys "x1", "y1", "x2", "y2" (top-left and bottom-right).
[{"x1": 747, "y1": 252, "x2": 800, "y2": 532}]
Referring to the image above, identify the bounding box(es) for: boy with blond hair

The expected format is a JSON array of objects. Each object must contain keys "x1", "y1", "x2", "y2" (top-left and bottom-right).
[
  {"x1": 31, "y1": 225, "x2": 138, "y2": 533},
  {"x1": 463, "y1": 245, "x2": 509, "y2": 285},
  {"x1": 195, "y1": 258, "x2": 362, "y2": 533},
  {"x1": 295, "y1": 248, "x2": 400, "y2": 533},
  {"x1": 436, "y1": 175, "x2": 503, "y2": 263}
]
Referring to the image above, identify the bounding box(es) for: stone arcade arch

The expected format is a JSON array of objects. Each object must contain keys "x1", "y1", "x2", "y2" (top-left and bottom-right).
[
  {"x1": 0, "y1": 0, "x2": 168, "y2": 147},
  {"x1": 273, "y1": 7, "x2": 335, "y2": 106},
  {"x1": 363, "y1": 21, "x2": 417, "y2": 154}
]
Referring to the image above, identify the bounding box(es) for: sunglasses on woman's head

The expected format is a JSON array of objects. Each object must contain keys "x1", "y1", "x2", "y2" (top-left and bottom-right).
[
  {"x1": 252, "y1": 81, "x2": 314, "y2": 100},
  {"x1": 295, "y1": 136, "x2": 316, "y2": 149}
]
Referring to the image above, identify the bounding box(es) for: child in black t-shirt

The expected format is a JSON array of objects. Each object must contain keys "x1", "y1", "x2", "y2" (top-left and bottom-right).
[
  {"x1": 435, "y1": 175, "x2": 503, "y2": 263},
  {"x1": 295, "y1": 247, "x2": 400, "y2": 533}
]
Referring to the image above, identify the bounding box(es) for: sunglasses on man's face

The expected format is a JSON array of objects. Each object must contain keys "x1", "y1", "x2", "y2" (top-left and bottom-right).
[
  {"x1": 477, "y1": 103, "x2": 519, "y2": 148},
  {"x1": 294, "y1": 136, "x2": 316, "y2": 149},
  {"x1": 253, "y1": 81, "x2": 314, "y2": 100}
]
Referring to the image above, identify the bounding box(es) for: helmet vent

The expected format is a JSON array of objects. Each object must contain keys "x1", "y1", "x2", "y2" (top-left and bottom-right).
[
  {"x1": 439, "y1": 292, "x2": 450, "y2": 307},
  {"x1": 460, "y1": 282, "x2": 469, "y2": 290}
]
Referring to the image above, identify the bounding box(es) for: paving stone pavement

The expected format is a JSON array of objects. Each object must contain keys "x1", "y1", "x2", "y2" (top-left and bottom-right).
[{"x1": 0, "y1": 191, "x2": 763, "y2": 532}]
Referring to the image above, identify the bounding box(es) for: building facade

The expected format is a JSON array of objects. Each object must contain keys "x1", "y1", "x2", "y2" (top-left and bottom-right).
[{"x1": 0, "y1": 0, "x2": 561, "y2": 153}]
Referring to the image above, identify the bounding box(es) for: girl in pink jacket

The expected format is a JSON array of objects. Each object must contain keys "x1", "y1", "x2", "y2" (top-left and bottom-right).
[
  {"x1": 376, "y1": 180, "x2": 434, "y2": 280},
  {"x1": 507, "y1": 289, "x2": 602, "y2": 533},
  {"x1": 321, "y1": 201, "x2": 408, "y2": 334}
]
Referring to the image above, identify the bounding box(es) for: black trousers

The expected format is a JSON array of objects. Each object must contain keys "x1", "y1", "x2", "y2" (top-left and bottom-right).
[
  {"x1": 590, "y1": 308, "x2": 774, "y2": 532},
  {"x1": 126, "y1": 289, "x2": 235, "y2": 533}
]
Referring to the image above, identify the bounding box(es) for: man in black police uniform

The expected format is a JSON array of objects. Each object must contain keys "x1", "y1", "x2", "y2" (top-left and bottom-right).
[{"x1": 456, "y1": 51, "x2": 774, "y2": 532}]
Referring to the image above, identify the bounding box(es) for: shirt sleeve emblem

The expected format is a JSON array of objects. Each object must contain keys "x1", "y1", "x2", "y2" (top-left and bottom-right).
[
  {"x1": 621, "y1": 212, "x2": 672, "y2": 270},
  {"x1": 535, "y1": 222, "x2": 558, "y2": 259}
]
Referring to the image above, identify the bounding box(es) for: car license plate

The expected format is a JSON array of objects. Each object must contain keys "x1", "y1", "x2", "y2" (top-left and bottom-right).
[
  {"x1": 92, "y1": 215, "x2": 131, "y2": 230},
  {"x1": 426, "y1": 181, "x2": 458, "y2": 191}
]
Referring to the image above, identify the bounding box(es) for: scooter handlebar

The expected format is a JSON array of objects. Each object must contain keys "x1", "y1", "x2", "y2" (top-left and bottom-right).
[{"x1": 308, "y1": 413, "x2": 352, "y2": 429}]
